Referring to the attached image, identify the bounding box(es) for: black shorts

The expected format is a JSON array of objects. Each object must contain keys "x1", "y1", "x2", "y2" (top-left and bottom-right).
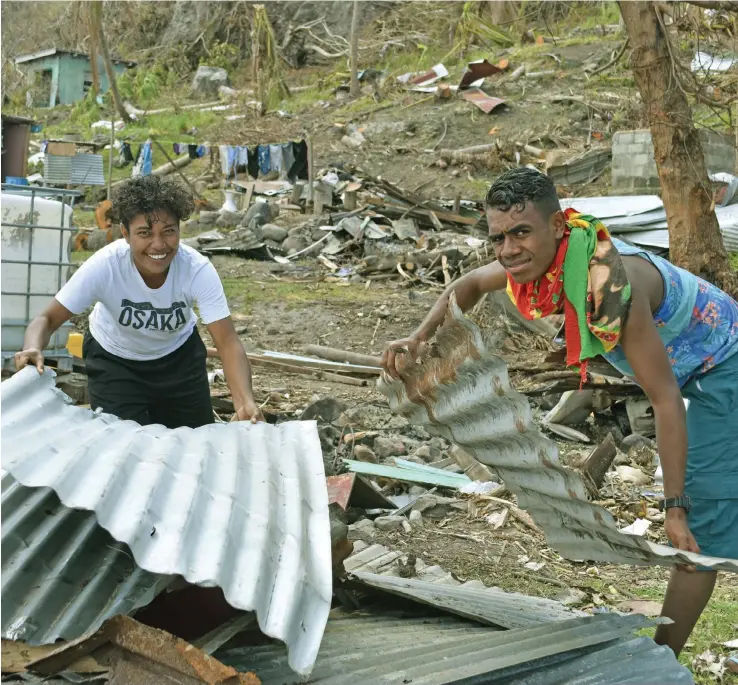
[{"x1": 83, "y1": 327, "x2": 214, "y2": 429}]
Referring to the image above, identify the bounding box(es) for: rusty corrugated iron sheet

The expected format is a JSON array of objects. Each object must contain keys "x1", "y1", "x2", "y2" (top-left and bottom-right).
[
  {"x1": 459, "y1": 88, "x2": 506, "y2": 113},
  {"x1": 1, "y1": 367, "x2": 334, "y2": 676},
  {"x1": 376, "y1": 297, "x2": 738, "y2": 573}
]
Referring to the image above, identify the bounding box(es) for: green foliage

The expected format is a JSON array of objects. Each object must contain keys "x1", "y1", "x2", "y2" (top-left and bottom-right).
[
  {"x1": 201, "y1": 41, "x2": 240, "y2": 72},
  {"x1": 68, "y1": 90, "x2": 103, "y2": 127}
]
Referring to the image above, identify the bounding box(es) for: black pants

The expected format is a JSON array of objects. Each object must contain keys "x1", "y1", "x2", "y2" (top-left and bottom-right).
[{"x1": 83, "y1": 328, "x2": 214, "y2": 429}]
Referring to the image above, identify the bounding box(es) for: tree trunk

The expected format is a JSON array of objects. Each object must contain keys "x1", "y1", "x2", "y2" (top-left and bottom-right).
[
  {"x1": 87, "y1": 4, "x2": 100, "y2": 95},
  {"x1": 618, "y1": 1, "x2": 735, "y2": 294},
  {"x1": 349, "y1": 0, "x2": 360, "y2": 98},
  {"x1": 90, "y1": 1, "x2": 130, "y2": 123}
]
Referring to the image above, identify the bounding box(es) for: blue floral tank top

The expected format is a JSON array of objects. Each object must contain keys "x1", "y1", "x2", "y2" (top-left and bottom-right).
[{"x1": 603, "y1": 239, "x2": 738, "y2": 386}]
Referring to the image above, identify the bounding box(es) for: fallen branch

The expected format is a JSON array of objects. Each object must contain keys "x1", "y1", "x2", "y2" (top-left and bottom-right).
[
  {"x1": 588, "y1": 38, "x2": 630, "y2": 77},
  {"x1": 480, "y1": 496, "x2": 543, "y2": 535},
  {"x1": 304, "y1": 345, "x2": 381, "y2": 368}
]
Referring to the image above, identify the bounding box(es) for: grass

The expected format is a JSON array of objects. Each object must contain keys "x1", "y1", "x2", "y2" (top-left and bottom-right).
[
  {"x1": 731, "y1": 253, "x2": 738, "y2": 273},
  {"x1": 220, "y1": 277, "x2": 377, "y2": 314},
  {"x1": 633, "y1": 585, "x2": 738, "y2": 683}
]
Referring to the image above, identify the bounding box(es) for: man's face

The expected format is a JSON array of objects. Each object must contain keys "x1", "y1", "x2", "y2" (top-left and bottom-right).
[
  {"x1": 487, "y1": 202, "x2": 565, "y2": 283},
  {"x1": 122, "y1": 210, "x2": 180, "y2": 278}
]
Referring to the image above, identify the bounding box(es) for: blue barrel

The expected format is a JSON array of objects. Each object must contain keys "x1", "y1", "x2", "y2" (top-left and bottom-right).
[{"x1": 5, "y1": 177, "x2": 29, "y2": 186}]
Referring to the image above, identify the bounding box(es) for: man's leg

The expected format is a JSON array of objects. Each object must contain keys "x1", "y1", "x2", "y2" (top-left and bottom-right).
[{"x1": 655, "y1": 568, "x2": 717, "y2": 655}]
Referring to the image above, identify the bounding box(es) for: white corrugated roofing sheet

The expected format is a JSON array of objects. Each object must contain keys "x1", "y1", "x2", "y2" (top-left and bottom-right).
[
  {"x1": 376, "y1": 298, "x2": 738, "y2": 574},
  {"x1": 0, "y1": 367, "x2": 333, "y2": 676}
]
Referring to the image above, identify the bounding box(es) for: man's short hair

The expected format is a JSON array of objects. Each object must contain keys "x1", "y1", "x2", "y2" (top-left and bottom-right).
[
  {"x1": 111, "y1": 175, "x2": 195, "y2": 229},
  {"x1": 486, "y1": 168, "x2": 561, "y2": 219}
]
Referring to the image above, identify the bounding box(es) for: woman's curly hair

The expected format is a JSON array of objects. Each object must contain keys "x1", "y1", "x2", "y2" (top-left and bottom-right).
[{"x1": 111, "y1": 175, "x2": 195, "y2": 229}]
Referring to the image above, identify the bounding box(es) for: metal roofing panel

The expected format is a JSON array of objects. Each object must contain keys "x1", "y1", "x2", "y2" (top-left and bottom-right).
[
  {"x1": 559, "y1": 195, "x2": 664, "y2": 218},
  {"x1": 0, "y1": 367, "x2": 334, "y2": 676},
  {"x1": 350, "y1": 571, "x2": 583, "y2": 629},
  {"x1": 216, "y1": 611, "x2": 692, "y2": 685},
  {"x1": 43, "y1": 155, "x2": 105, "y2": 186},
  {"x1": 1, "y1": 473, "x2": 171, "y2": 645},
  {"x1": 376, "y1": 299, "x2": 738, "y2": 573}
]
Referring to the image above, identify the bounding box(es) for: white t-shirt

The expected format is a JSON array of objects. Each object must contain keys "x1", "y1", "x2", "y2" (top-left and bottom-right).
[{"x1": 56, "y1": 240, "x2": 230, "y2": 361}]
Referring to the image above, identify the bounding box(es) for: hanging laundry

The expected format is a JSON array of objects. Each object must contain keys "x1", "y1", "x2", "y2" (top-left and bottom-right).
[
  {"x1": 131, "y1": 140, "x2": 153, "y2": 177},
  {"x1": 281, "y1": 142, "x2": 295, "y2": 179},
  {"x1": 268, "y1": 144, "x2": 284, "y2": 174},
  {"x1": 237, "y1": 146, "x2": 249, "y2": 169},
  {"x1": 173, "y1": 143, "x2": 184, "y2": 155},
  {"x1": 188, "y1": 144, "x2": 199, "y2": 160},
  {"x1": 257, "y1": 145, "x2": 271, "y2": 176},
  {"x1": 219, "y1": 145, "x2": 230, "y2": 176},
  {"x1": 196, "y1": 144, "x2": 209, "y2": 158},
  {"x1": 120, "y1": 142, "x2": 134, "y2": 164},
  {"x1": 247, "y1": 146, "x2": 259, "y2": 179},
  {"x1": 288, "y1": 140, "x2": 308, "y2": 182}
]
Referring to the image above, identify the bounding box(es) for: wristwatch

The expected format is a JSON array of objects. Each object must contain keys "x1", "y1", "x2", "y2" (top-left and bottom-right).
[{"x1": 658, "y1": 495, "x2": 691, "y2": 513}]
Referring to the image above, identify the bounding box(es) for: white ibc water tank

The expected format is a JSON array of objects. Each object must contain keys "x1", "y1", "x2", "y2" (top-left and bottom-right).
[{"x1": 1, "y1": 191, "x2": 74, "y2": 355}]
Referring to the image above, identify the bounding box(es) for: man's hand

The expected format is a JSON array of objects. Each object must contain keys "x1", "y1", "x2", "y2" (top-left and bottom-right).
[
  {"x1": 15, "y1": 348, "x2": 45, "y2": 374},
  {"x1": 665, "y1": 508, "x2": 699, "y2": 572},
  {"x1": 381, "y1": 336, "x2": 424, "y2": 380},
  {"x1": 231, "y1": 398, "x2": 265, "y2": 424}
]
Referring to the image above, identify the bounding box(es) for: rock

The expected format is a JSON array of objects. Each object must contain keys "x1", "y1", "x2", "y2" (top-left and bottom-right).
[
  {"x1": 282, "y1": 235, "x2": 310, "y2": 254},
  {"x1": 401, "y1": 455, "x2": 426, "y2": 465},
  {"x1": 352, "y1": 445, "x2": 378, "y2": 464},
  {"x1": 288, "y1": 225, "x2": 305, "y2": 237},
  {"x1": 301, "y1": 397, "x2": 348, "y2": 424},
  {"x1": 409, "y1": 510, "x2": 423, "y2": 524},
  {"x1": 621, "y1": 434, "x2": 656, "y2": 451},
  {"x1": 613, "y1": 450, "x2": 629, "y2": 466},
  {"x1": 182, "y1": 217, "x2": 200, "y2": 232},
  {"x1": 373, "y1": 436, "x2": 406, "y2": 459},
  {"x1": 615, "y1": 465, "x2": 650, "y2": 485},
  {"x1": 218, "y1": 85, "x2": 239, "y2": 99},
  {"x1": 408, "y1": 485, "x2": 427, "y2": 497},
  {"x1": 180, "y1": 237, "x2": 200, "y2": 249},
  {"x1": 401, "y1": 519, "x2": 412, "y2": 533},
  {"x1": 412, "y1": 494, "x2": 464, "y2": 519},
  {"x1": 374, "y1": 516, "x2": 404, "y2": 532},
  {"x1": 341, "y1": 134, "x2": 363, "y2": 149},
  {"x1": 241, "y1": 201, "x2": 273, "y2": 229},
  {"x1": 215, "y1": 211, "x2": 243, "y2": 228},
  {"x1": 318, "y1": 425, "x2": 341, "y2": 451},
  {"x1": 261, "y1": 224, "x2": 288, "y2": 242},
  {"x1": 350, "y1": 518, "x2": 375, "y2": 535},
  {"x1": 198, "y1": 210, "x2": 218, "y2": 225},
  {"x1": 413, "y1": 445, "x2": 432, "y2": 462},
  {"x1": 555, "y1": 588, "x2": 587, "y2": 606},
  {"x1": 429, "y1": 437, "x2": 446, "y2": 452},
  {"x1": 191, "y1": 65, "x2": 230, "y2": 97}
]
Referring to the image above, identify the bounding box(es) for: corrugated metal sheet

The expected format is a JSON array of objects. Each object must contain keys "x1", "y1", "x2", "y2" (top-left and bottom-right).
[
  {"x1": 559, "y1": 196, "x2": 738, "y2": 252},
  {"x1": 343, "y1": 458, "x2": 471, "y2": 488},
  {"x1": 216, "y1": 610, "x2": 693, "y2": 685},
  {"x1": 0, "y1": 367, "x2": 334, "y2": 676},
  {"x1": 376, "y1": 299, "x2": 738, "y2": 573},
  {"x1": 1, "y1": 473, "x2": 172, "y2": 645},
  {"x1": 43, "y1": 154, "x2": 105, "y2": 186},
  {"x1": 351, "y1": 571, "x2": 583, "y2": 629}
]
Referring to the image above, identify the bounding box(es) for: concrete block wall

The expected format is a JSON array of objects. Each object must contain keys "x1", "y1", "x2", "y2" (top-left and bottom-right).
[{"x1": 612, "y1": 129, "x2": 736, "y2": 195}]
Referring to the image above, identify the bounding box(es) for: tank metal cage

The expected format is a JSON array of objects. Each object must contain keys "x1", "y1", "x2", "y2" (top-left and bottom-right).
[{"x1": 1, "y1": 184, "x2": 82, "y2": 372}]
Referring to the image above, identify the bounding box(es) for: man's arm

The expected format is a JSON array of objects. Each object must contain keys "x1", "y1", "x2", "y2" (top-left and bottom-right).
[
  {"x1": 619, "y1": 282, "x2": 698, "y2": 555},
  {"x1": 15, "y1": 299, "x2": 75, "y2": 373},
  {"x1": 207, "y1": 317, "x2": 264, "y2": 423},
  {"x1": 381, "y1": 260, "x2": 508, "y2": 378}
]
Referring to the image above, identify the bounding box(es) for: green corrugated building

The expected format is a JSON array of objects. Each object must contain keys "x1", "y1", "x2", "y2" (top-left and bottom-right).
[{"x1": 14, "y1": 48, "x2": 135, "y2": 108}]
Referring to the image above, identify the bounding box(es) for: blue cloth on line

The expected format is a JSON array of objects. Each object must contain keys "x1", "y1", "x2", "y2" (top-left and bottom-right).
[{"x1": 257, "y1": 145, "x2": 271, "y2": 175}]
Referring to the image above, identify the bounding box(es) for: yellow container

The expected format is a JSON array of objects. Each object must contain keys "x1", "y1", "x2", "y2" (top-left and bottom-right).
[{"x1": 67, "y1": 332, "x2": 83, "y2": 358}]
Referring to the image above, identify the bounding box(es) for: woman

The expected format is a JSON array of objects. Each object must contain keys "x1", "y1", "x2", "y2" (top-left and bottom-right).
[{"x1": 15, "y1": 175, "x2": 263, "y2": 427}]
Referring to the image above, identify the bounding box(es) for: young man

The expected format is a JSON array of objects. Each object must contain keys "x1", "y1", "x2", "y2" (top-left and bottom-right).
[
  {"x1": 15, "y1": 175, "x2": 264, "y2": 427},
  {"x1": 382, "y1": 167, "x2": 738, "y2": 655}
]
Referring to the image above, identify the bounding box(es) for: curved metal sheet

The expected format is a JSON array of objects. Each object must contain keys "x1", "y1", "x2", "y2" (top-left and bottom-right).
[
  {"x1": 376, "y1": 298, "x2": 738, "y2": 573},
  {"x1": 1, "y1": 473, "x2": 171, "y2": 645},
  {"x1": 0, "y1": 367, "x2": 333, "y2": 676}
]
